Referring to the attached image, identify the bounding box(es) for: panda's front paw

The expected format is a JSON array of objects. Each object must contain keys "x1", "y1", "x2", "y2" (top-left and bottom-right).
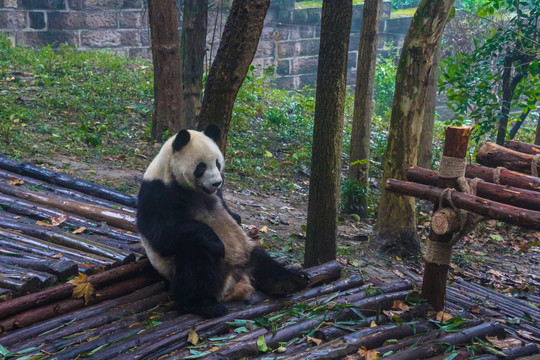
[{"x1": 194, "y1": 303, "x2": 229, "y2": 319}]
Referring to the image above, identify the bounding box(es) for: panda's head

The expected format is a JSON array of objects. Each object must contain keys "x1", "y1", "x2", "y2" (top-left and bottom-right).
[{"x1": 169, "y1": 125, "x2": 224, "y2": 194}]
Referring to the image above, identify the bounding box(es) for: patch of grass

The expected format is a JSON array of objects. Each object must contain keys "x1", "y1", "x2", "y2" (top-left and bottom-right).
[
  {"x1": 390, "y1": 7, "x2": 417, "y2": 18},
  {"x1": 0, "y1": 35, "x2": 154, "y2": 169},
  {"x1": 295, "y1": 0, "x2": 364, "y2": 9}
]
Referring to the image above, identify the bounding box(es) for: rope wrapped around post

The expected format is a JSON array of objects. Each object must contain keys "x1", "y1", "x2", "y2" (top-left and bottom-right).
[{"x1": 426, "y1": 157, "x2": 484, "y2": 266}]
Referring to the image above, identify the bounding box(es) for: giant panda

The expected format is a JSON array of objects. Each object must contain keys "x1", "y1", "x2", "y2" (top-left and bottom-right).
[{"x1": 137, "y1": 125, "x2": 309, "y2": 318}]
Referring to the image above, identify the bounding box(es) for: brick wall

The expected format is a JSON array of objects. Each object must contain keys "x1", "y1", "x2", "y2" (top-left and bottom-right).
[{"x1": 0, "y1": 0, "x2": 408, "y2": 89}]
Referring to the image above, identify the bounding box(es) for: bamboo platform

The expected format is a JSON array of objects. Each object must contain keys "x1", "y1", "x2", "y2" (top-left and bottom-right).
[{"x1": 0, "y1": 156, "x2": 537, "y2": 359}]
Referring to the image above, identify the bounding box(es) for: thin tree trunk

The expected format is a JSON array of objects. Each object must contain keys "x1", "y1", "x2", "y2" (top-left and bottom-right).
[
  {"x1": 197, "y1": 0, "x2": 270, "y2": 153},
  {"x1": 373, "y1": 0, "x2": 455, "y2": 257},
  {"x1": 181, "y1": 0, "x2": 208, "y2": 129},
  {"x1": 344, "y1": 0, "x2": 383, "y2": 217},
  {"x1": 304, "y1": 0, "x2": 352, "y2": 267},
  {"x1": 536, "y1": 112, "x2": 540, "y2": 145},
  {"x1": 148, "y1": 0, "x2": 185, "y2": 140},
  {"x1": 417, "y1": 46, "x2": 441, "y2": 169},
  {"x1": 509, "y1": 106, "x2": 533, "y2": 139}
]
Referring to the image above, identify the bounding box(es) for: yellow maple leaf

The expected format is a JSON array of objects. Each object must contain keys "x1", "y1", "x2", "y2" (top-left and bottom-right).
[
  {"x1": 67, "y1": 273, "x2": 95, "y2": 305},
  {"x1": 187, "y1": 328, "x2": 199, "y2": 345}
]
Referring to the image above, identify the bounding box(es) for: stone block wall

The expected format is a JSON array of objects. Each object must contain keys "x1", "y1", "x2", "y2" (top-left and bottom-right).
[
  {"x1": 0, "y1": 0, "x2": 407, "y2": 88},
  {"x1": 0, "y1": 0, "x2": 150, "y2": 57}
]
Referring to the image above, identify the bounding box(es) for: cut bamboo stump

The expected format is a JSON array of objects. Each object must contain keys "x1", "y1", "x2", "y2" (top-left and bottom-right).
[
  {"x1": 477, "y1": 141, "x2": 540, "y2": 175},
  {"x1": 421, "y1": 126, "x2": 472, "y2": 312}
]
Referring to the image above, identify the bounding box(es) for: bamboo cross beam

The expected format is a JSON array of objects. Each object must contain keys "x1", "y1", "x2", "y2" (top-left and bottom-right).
[
  {"x1": 477, "y1": 141, "x2": 540, "y2": 175},
  {"x1": 385, "y1": 179, "x2": 540, "y2": 230},
  {"x1": 407, "y1": 166, "x2": 540, "y2": 211},
  {"x1": 505, "y1": 139, "x2": 540, "y2": 155},
  {"x1": 466, "y1": 163, "x2": 540, "y2": 192}
]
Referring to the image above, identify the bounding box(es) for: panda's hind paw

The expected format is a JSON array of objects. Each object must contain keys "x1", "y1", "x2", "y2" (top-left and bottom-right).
[{"x1": 194, "y1": 303, "x2": 229, "y2": 319}]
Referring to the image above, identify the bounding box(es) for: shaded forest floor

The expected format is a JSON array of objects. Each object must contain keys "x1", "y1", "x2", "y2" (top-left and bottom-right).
[{"x1": 38, "y1": 156, "x2": 540, "y2": 302}]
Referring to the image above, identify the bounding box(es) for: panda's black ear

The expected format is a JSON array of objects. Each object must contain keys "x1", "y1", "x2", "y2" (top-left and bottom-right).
[
  {"x1": 203, "y1": 124, "x2": 221, "y2": 143},
  {"x1": 172, "y1": 130, "x2": 190, "y2": 152}
]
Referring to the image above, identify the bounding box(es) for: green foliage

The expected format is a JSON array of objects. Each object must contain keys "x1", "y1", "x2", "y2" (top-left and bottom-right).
[
  {"x1": 391, "y1": 0, "x2": 420, "y2": 10},
  {"x1": 0, "y1": 35, "x2": 153, "y2": 163},
  {"x1": 440, "y1": 0, "x2": 540, "y2": 141}
]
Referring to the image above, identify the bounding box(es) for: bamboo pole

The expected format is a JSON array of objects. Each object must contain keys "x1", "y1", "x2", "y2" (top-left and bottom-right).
[
  {"x1": 0, "y1": 182, "x2": 137, "y2": 232},
  {"x1": 0, "y1": 218, "x2": 135, "y2": 263},
  {"x1": 0, "y1": 260, "x2": 153, "y2": 322},
  {"x1": 0, "y1": 228, "x2": 117, "y2": 269},
  {"x1": 385, "y1": 179, "x2": 540, "y2": 230},
  {"x1": 0, "y1": 281, "x2": 165, "y2": 348},
  {"x1": 0, "y1": 169, "x2": 137, "y2": 214},
  {"x1": 420, "y1": 126, "x2": 472, "y2": 311},
  {"x1": 0, "y1": 192, "x2": 140, "y2": 244},
  {"x1": 407, "y1": 166, "x2": 540, "y2": 211},
  {"x1": 0, "y1": 254, "x2": 77, "y2": 282},
  {"x1": 477, "y1": 142, "x2": 540, "y2": 175},
  {"x1": 381, "y1": 322, "x2": 506, "y2": 360},
  {"x1": 0, "y1": 156, "x2": 138, "y2": 207},
  {"x1": 466, "y1": 163, "x2": 540, "y2": 192},
  {"x1": 0, "y1": 273, "x2": 160, "y2": 333}
]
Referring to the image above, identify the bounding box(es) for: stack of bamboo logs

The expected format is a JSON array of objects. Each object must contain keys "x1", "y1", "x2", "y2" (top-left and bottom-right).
[
  {"x1": 0, "y1": 261, "x2": 536, "y2": 359},
  {"x1": 386, "y1": 130, "x2": 540, "y2": 313},
  {"x1": 0, "y1": 156, "x2": 142, "y2": 299}
]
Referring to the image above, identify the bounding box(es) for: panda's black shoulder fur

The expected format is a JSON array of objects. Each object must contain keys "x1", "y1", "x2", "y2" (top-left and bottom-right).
[{"x1": 137, "y1": 179, "x2": 225, "y2": 258}]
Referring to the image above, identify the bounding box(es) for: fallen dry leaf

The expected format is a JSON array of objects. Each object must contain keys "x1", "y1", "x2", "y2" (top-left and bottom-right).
[
  {"x1": 187, "y1": 328, "x2": 199, "y2": 345},
  {"x1": 306, "y1": 336, "x2": 322, "y2": 346},
  {"x1": 210, "y1": 346, "x2": 219, "y2": 352},
  {"x1": 357, "y1": 347, "x2": 380, "y2": 360},
  {"x1": 435, "y1": 311, "x2": 453, "y2": 322},
  {"x1": 72, "y1": 226, "x2": 86, "y2": 234},
  {"x1": 392, "y1": 300, "x2": 410, "y2": 312},
  {"x1": 259, "y1": 226, "x2": 268, "y2": 233},
  {"x1": 52, "y1": 253, "x2": 62, "y2": 259},
  {"x1": 37, "y1": 214, "x2": 68, "y2": 227},
  {"x1": 13, "y1": 216, "x2": 20, "y2": 219},
  {"x1": 471, "y1": 306, "x2": 481, "y2": 314},
  {"x1": 68, "y1": 273, "x2": 95, "y2": 305},
  {"x1": 486, "y1": 335, "x2": 522, "y2": 349},
  {"x1": 370, "y1": 320, "x2": 377, "y2": 328},
  {"x1": 517, "y1": 330, "x2": 540, "y2": 343},
  {"x1": 8, "y1": 178, "x2": 24, "y2": 186}
]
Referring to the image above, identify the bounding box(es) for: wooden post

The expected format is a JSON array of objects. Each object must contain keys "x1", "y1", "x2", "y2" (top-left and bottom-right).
[{"x1": 421, "y1": 126, "x2": 472, "y2": 311}]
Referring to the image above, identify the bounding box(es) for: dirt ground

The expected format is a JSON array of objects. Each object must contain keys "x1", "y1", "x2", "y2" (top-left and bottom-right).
[{"x1": 50, "y1": 157, "x2": 540, "y2": 298}]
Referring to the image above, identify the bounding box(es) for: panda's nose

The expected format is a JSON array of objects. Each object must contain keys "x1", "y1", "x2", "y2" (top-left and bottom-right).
[{"x1": 213, "y1": 181, "x2": 222, "y2": 188}]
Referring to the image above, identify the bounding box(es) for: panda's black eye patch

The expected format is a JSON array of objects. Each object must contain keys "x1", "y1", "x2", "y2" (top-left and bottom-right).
[
  {"x1": 216, "y1": 159, "x2": 221, "y2": 170},
  {"x1": 194, "y1": 162, "x2": 207, "y2": 178}
]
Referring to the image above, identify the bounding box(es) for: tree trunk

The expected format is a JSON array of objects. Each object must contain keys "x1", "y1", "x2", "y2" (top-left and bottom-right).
[
  {"x1": 344, "y1": 0, "x2": 383, "y2": 217},
  {"x1": 373, "y1": 0, "x2": 455, "y2": 257},
  {"x1": 304, "y1": 0, "x2": 352, "y2": 267},
  {"x1": 181, "y1": 0, "x2": 208, "y2": 129},
  {"x1": 197, "y1": 0, "x2": 270, "y2": 153},
  {"x1": 148, "y1": 0, "x2": 184, "y2": 141},
  {"x1": 417, "y1": 46, "x2": 441, "y2": 169},
  {"x1": 536, "y1": 113, "x2": 540, "y2": 145}
]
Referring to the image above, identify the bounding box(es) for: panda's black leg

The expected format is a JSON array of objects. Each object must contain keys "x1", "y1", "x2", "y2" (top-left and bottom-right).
[
  {"x1": 249, "y1": 247, "x2": 309, "y2": 296},
  {"x1": 171, "y1": 249, "x2": 228, "y2": 318}
]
